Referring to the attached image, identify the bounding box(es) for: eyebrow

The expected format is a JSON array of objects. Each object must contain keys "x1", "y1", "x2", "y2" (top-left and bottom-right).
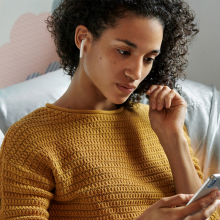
[{"x1": 116, "y1": 38, "x2": 161, "y2": 54}]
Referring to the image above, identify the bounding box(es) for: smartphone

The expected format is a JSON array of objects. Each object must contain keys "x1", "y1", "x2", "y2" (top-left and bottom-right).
[{"x1": 186, "y1": 174, "x2": 220, "y2": 206}]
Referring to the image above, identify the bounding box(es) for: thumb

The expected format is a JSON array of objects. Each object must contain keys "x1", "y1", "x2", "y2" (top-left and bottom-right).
[{"x1": 157, "y1": 194, "x2": 194, "y2": 208}]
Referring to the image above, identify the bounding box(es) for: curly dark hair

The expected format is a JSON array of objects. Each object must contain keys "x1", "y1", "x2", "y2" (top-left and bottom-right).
[{"x1": 46, "y1": 0, "x2": 198, "y2": 108}]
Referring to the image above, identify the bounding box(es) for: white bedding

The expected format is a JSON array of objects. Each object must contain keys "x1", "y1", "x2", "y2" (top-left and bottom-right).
[{"x1": 0, "y1": 129, "x2": 4, "y2": 148}]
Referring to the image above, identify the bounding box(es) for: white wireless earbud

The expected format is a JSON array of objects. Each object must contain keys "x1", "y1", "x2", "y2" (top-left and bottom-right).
[{"x1": 80, "y1": 39, "x2": 86, "y2": 58}]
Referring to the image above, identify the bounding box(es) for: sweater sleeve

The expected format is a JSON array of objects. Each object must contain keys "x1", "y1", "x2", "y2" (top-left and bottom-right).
[
  {"x1": 0, "y1": 125, "x2": 55, "y2": 220},
  {"x1": 183, "y1": 125, "x2": 220, "y2": 219}
]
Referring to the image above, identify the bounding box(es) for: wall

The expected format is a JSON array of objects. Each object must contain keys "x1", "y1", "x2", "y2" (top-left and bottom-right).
[
  {"x1": 0, "y1": 0, "x2": 54, "y2": 48},
  {"x1": 185, "y1": 0, "x2": 220, "y2": 89}
]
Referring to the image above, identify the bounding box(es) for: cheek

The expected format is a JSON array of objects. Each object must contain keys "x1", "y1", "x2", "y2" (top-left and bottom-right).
[
  {"x1": 84, "y1": 51, "x2": 103, "y2": 75},
  {"x1": 141, "y1": 65, "x2": 153, "y2": 80},
  {"x1": 110, "y1": 60, "x2": 125, "y2": 77}
]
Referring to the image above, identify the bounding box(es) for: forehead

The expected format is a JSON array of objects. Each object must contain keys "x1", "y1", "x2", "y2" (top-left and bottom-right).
[{"x1": 101, "y1": 16, "x2": 164, "y2": 51}]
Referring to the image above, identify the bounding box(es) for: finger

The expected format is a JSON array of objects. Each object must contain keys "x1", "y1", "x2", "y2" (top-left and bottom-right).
[
  {"x1": 189, "y1": 200, "x2": 220, "y2": 220},
  {"x1": 146, "y1": 85, "x2": 160, "y2": 95},
  {"x1": 182, "y1": 190, "x2": 220, "y2": 218},
  {"x1": 158, "y1": 194, "x2": 194, "y2": 208},
  {"x1": 148, "y1": 86, "x2": 164, "y2": 110},
  {"x1": 155, "y1": 86, "x2": 172, "y2": 110},
  {"x1": 164, "y1": 89, "x2": 176, "y2": 108},
  {"x1": 164, "y1": 90, "x2": 187, "y2": 110}
]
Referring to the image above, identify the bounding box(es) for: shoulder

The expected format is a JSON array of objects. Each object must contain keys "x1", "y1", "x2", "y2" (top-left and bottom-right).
[
  {"x1": 6, "y1": 104, "x2": 86, "y2": 135},
  {"x1": 0, "y1": 106, "x2": 81, "y2": 162},
  {"x1": 0, "y1": 107, "x2": 49, "y2": 162},
  {"x1": 5, "y1": 106, "x2": 57, "y2": 138}
]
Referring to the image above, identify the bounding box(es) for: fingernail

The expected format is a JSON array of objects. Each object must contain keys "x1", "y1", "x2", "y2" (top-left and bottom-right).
[
  {"x1": 147, "y1": 89, "x2": 151, "y2": 94},
  {"x1": 217, "y1": 200, "x2": 220, "y2": 207},
  {"x1": 216, "y1": 191, "x2": 220, "y2": 197},
  {"x1": 188, "y1": 194, "x2": 194, "y2": 199}
]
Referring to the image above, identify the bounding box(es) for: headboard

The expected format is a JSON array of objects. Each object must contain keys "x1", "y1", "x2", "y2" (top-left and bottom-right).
[{"x1": 0, "y1": 0, "x2": 61, "y2": 89}]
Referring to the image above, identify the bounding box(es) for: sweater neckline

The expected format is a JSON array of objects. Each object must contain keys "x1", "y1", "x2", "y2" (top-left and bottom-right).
[{"x1": 46, "y1": 103, "x2": 125, "y2": 114}]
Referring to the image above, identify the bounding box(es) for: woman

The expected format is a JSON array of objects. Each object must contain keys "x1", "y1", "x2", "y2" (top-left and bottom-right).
[{"x1": 0, "y1": 0, "x2": 219, "y2": 219}]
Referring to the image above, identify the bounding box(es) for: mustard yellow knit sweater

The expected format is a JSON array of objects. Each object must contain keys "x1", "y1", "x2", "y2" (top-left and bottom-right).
[{"x1": 0, "y1": 103, "x2": 219, "y2": 219}]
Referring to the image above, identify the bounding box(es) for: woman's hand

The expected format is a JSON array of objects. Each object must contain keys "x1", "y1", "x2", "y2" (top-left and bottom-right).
[
  {"x1": 146, "y1": 85, "x2": 187, "y2": 138},
  {"x1": 135, "y1": 190, "x2": 220, "y2": 220}
]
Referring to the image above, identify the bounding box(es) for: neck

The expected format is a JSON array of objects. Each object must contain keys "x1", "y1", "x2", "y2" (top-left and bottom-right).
[{"x1": 53, "y1": 68, "x2": 117, "y2": 111}]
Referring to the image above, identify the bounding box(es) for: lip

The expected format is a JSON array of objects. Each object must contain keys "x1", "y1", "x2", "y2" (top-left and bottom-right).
[{"x1": 116, "y1": 83, "x2": 136, "y2": 94}]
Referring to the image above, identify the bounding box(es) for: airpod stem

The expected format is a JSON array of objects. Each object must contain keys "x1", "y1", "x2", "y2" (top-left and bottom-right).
[{"x1": 80, "y1": 39, "x2": 86, "y2": 58}]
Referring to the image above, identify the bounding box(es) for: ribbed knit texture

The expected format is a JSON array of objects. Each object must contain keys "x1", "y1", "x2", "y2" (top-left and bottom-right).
[{"x1": 0, "y1": 103, "x2": 219, "y2": 219}]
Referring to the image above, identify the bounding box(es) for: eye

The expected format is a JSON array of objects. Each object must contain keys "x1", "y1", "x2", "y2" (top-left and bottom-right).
[
  {"x1": 117, "y1": 49, "x2": 130, "y2": 56},
  {"x1": 144, "y1": 57, "x2": 155, "y2": 64}
]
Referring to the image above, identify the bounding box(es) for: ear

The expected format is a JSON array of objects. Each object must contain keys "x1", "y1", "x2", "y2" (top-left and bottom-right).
[{"x1": 75, "y1": 25, "x2": 93, "y2": 51}]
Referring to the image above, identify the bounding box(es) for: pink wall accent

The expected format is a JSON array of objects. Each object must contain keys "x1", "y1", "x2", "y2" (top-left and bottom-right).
[{"x1": 0, "y1": 13, "x2": 60, "y2": 89}]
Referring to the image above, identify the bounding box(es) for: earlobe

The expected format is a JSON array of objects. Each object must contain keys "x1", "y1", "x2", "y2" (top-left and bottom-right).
[{"x1": 80, "y1": 39, "x2": 86, "y2": 58}]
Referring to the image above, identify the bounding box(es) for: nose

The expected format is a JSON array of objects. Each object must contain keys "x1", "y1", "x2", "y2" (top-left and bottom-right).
[{"x1": 125, "y1": 58, "x2": 142, "y2": 81}]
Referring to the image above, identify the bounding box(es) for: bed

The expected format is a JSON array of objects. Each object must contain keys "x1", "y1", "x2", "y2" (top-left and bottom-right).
[{"x1": 0, "y1": 0, "x2": 219, "y2": 185}]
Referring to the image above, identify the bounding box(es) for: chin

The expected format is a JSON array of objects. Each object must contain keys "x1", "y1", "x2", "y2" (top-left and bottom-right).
[{"x1": 111, "y1": 96, "x2": 129, "y2": 105}]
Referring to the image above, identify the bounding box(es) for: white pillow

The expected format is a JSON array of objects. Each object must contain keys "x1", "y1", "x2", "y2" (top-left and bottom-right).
[
  {"x1": 179, "y1": 80, "x2": 220, "y2": 180},
  {"x1": 0, "y1": 68, "x2": 70, "y2": 135},
  {"x1": 0, "y1": 129, "x2": 4, "y2": 148}
]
